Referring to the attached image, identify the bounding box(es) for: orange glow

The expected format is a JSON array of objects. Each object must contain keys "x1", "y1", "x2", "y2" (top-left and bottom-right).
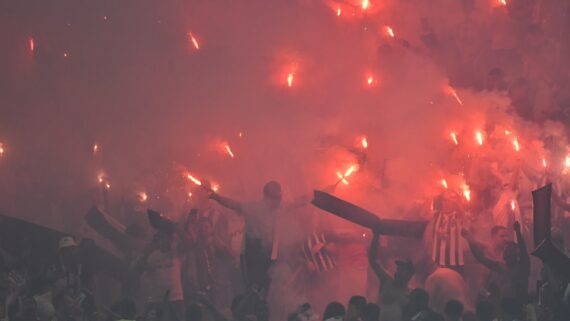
[
  {"x1": 384, "y1": 26, "x2": 395, "y2": 38},
  {"x1": 499, "y1": 0, "x2": 507, "y2": 5},
  {"x1": 450, "y1": 132, "x2": 458, "y2": 145},
  {"x1": 475, "y1": 131, "x2": 484, "y2": 146},
  {"x1": 462, "y1": 184, "x2": 471, "y2": 202},
  {"x1": 505, "y1": 130, "x2": 511, "y2": 135},
  {"x1": 187, "y1": 173, "x2": 202, "y2": 186},
  {"x1": 337, "y1": 8, "x2": 341, "y2": 16},
  {"x1": 287, "y1": 73, "x2": 294, "y2": 87},
  {"x1": 0, "y1": 143, "x2": 4, "y2": 156},
  {"x1": 138, "y1": 192, "x2": 148, "y2": 202},
  {"x1": 212, "y1": 183, "x2": 220, "y2": 192},
  {"x1": 361, "y1": 0, "x2": 370, "y2": 10},
  {"x1": 441, "y1": 179, "x2": 448, "y2": 189},
  {"x1": 105, "y1": 182, "x2": 111, "y2": 190},
  {"x1": 565, "y1": 155, "x2": 570, "y2": 169},
  {"x1": 97, "y1": 174, "x2": 104, "y2": 184},
  {"x1": 93, "y1": 144, "x2": 99, "y2": 155},
  {"x1": 510, "y1": 200, "x2": 516, "y2": 211},
  {"x1": 188, "y1": 32, "x2": 200, "y2": 50},
  {"x1": 336, "y1": 164, "x2": 358, "y2": 185},
  {"x1": 542, "y1": 158, "x2": 547, "y2": 168},
  {"x1": 223, "y1": 143, "x2": 235, "y2": 158},
  {"x1": 29, "y1": 38, "x2": 35, "y2": 52},
  {"x1": 361, "y1": 137, "x2": 368, "y2": 149},
  {"x1": 512, "y1": 138, "x2": 520, "y2": 152},
  {"x1": 188, "y1": 192, "x2": 193, "y2": 198},
  {"x1": 367, "y1": 76, "x2": 374, "y2": 85}
]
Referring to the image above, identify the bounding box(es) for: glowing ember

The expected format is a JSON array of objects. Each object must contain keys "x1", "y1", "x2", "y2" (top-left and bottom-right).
[
  {"x1": 93, "y1": 144, "x2": 99, "y2": 155},
  {"x1": 187, "y1": 174, "x2": 202, "y2": 186},
  {"x1": 450, "y1": 132, "x2": 458, "y2": 145},
  {"x1": 361, "y1": 0, "x2": 370, "y2": 10},
  {"x1": 63, "y1": 52, "x2": 69, "y2": 58},
  {"x1": 441, "y1": 179, "x2": 448, "y2": 189},
  {"x1": 188, "y1": 192, "x2": 193, "y2": 198},
  {"x1": 105, "y1": 182, "x2": 111, "y2": 190},
  {"x1": 475, "y1": 131, "x2": 484, "y2": 146},
  {"x1": 188, "y1": 32, "x2": 200, "y2": 50},
  {"x1": 367, "y1": 76, "x2": 374, "y2": 86},
  {"x1": 0, "y1": 143, "x2": 4, "y2": 156},
  {"x1": 97, "y1": 174, "x2": 104, "y2": 183},
  {"x1": 138, "y1": 192, "x2": 148, "y2": 202},
  {"x1": 212, "y1": 183, "x2": 220, "y2": 192},
  {"x1": 29, "y1": 38, "x2": 35, "y2": 52},
  {"x1": 361, "y1": 137, "x2": 368, "y2": 149},
  {"x1": 223, "y1": 143, "x2": 235, "y2": 158},
  {"x1": 287, "y1": 73, "x2": 294, "y2": 87},
  {"x1": 337, "y1": 8, "x2": 341, "y2": 16},
  {"x1": 510, "y1": 200, "x2": 516, "y2": 211},
  {"x1": 462, "y1": 184, "x2": 471, "y2": 202},
  {"x1": 512, "y1": 138, "x2": 520, "y2": 152},
  {"x1": 385, "y1": 26, "x2": 395, "y2": 38}
]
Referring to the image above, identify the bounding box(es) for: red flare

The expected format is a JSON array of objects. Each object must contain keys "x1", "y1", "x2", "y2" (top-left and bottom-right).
[
  {"x1": 0, "y1": 143, "x2": 4, "y2": 156},
  {"x1": 462, "y1": 184, "x2": 471, "y2": 202},
  {"x1": 287, "y1": 73, "x2": 294, "y2": 87},
  {"x1": 361, "y1": 137, "x2": 368, "y2": 149},
  {"x1": 63, "y1": 52, "x2": 69, "y2": 58},
  {"x1": 187, "y1": 173, "x2": 202, "y2": 186},
  {"x1": 384, "y1": 26, "x2": 395, "y2": 38},
  {"x1": 446, "y1": 86, "x2": 463, "y2": 105},
  {"x1": 224, "y1": 143, "x2": 235, "y2": 158},
  {"x1": 565, "y1": 156, "x2": 570, "y2": 169},
  {"x1": 450, "y1": 132, "x2": 458, "y2": 145},
  {"x1": 542, "y1": 158, "x2": 547, "y2": 168},
  {"x1": 499, "y1": 0, "x2": 507, "y2": 5},
  {"x1": 188, "y1": 32, "x2": 200, "y2": 50},
  {"x1": 93, "y1": 144, "x2": 99, "y2": 155},
  {"x1": 337, "y1": 8, "x2": 341, "y2": 16},
  {"x1": 512, "y1": 138, "x2": 520, "y2": 152},
  {"x1": 336, "y1": 171, "x2": 349, "y2": 185},
  {"x1": 212, "y1": 183, "x2": 220, "y2": 192},
  {"x1": 475, "y1": 131, "x2": 484, "y2": 146},
  {"x1": 29, "y1": 38, "x2": 35, "y2": 52},
  {"x1": 138, "y1": 192, "x2": 148, "y2": 202},
  {"x1": 510, "y1": 200, "x2": 516, "y2": 211},
  {"x1": 441, "y1": 179, "x2": 448, "y2": 189},
  {"x1": 361, "y1": 0, "x2": 370, "y2": 10},
  {"x1": 105, "y1": 182, "x2": 111, "y2": 190}
]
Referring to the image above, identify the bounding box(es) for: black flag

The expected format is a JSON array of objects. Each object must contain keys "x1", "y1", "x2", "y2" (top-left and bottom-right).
[{"x1": 311, "y1": 190, "x2": 428, "y2": 238}]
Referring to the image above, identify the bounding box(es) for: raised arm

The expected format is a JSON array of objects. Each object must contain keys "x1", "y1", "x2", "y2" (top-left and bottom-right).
[
  {"x1": 514, "y1": 221, "x2": 529, "y2": 268},
  {"x1": 210, "y1": 193, "x2": 243, "y2": 214},
  {"x1": 461, "y1": 229, "x2": 504, "y2": 273},
  {"x1": 368, "y1": 231, "x2": 393, "y2": 283}
]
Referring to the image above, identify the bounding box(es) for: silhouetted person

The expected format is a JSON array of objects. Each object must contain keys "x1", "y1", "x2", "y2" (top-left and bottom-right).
[
  {"x1": 362, "y1": 303, "x2": 380, "y2": 321},
  {"x1": 369, "y1": 231, "x2": 414, "y2": 321},
  {"x1": 323, "y1": 302, "x2": 345, "y2": 321},
  {"x1": 443, "y1": 300, "x2": 463, "y2": 321},
  {"x1": 346, "y1": 295, "x2": 366, "y2": 321}
]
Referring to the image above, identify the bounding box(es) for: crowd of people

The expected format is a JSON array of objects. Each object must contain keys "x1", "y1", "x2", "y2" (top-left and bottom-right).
[{"x1": 3, "y1": 0, "x2": 570, "y2": 320}]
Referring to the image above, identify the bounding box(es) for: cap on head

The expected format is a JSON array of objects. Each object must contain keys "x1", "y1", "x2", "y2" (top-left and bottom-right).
[{"x1": 59, "y1": 236, "x2": 78, "y2": 250}]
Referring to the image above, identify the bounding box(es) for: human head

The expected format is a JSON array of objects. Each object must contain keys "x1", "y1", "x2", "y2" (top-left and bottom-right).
[
  {"x1": 490, "y1": 226, "x2": 510, "y2": 250},
  {"x1": 263, "y1": 181, "x2": 282, "y2": 209},
  {"x1": 409, "y1": 288, "x2": 430, "y2": 314},
  {"x1": 346, "y1": 296, "x2": 366, "y2": 320},
  {"x1": 58, "y1": 236, "x2": 78, "y2": 264},
  {"x1": 444, "y1": 300, "x2": 464, "y2": 321},
  {"x1": 503, "y1": 241, "x2": 519, "y2": 268},
  {"x1": 361, "y1": 303, "x2": 380, "y2": 321},
  {"x1": 394, "y1": 259, "x2": 415, "y2": 285},
  {"x1": 323, "y1": 302, "x2": 345, "y2": 321},
  {"x1": 186, "y1": 303, "x2": 203, "y2": 321},
  {"x1": 475, "y1": 301, "x2": 495, "y2": 321}
]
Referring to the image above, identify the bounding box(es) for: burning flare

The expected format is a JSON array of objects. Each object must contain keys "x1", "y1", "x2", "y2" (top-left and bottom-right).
[
  {"x1": 287, "y1": 73, "x2": 294, "y2": 87},
  {"x1": 446, "y1": 86, "x2": 463, "y2": 105},
  {"x1": 336, "y1": 165, "x2": 358, "y2": 185},
  {"x1": 542, "y1": 158, "x2": 547, "y2": 168},
  {"x1": 337, "y1": 8, "x2": 341, "y2": 16},
  {"x1": 512, "y1": 138, "x2": 520, "y2": 152},
  {"x1": 361, "y1": 137, "x2": 368, "y2": 149},
  {"x1": 450, "y1": 132, "x2": 459, "y2": 145},
  {"x1": 510, "y1": 200, "x2": 516, "y2": 211},
  {"x1": 187, "y1": 173, "x2": 202, "y2": 186},
  {"x1": 361, "y1": 0, "x2": 370, "y2": 10},
  {"x1": 499, "y1": 0, "x2": 507, "y2": 5},
  {"x1": 223, "y1": 143, "x2": 235, "y2": 158},
  {"x1": 441, "y1": 179, "x2": 448, "y2": 189},
  {"x1": 384, "y1": 26, "x2": 395, "y2": 38},
  {"x1": 138, "y1": 192, "x2": 148, "y2": 202},
  {"x1": 0, "y1": 143, "x2": 4, "y2": 156},
  {"x1": 93, "y1": 144, "x2": 99, "y2": 155},
  {"x1": 188, "y1": 32, "x2": 200, "y2": 50},
  {"x1": 367, "y1": 76, "x2": 374, "y2": 86},
  {"x1": 29, "y1": 38, "x2": 35, "y2": 52},
  {"x1": 462, "y1": 184, "x2": 471, "y2": 202},
  {"x1": 475, "y1": 131, "x2": 484, "y2": 146}
]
